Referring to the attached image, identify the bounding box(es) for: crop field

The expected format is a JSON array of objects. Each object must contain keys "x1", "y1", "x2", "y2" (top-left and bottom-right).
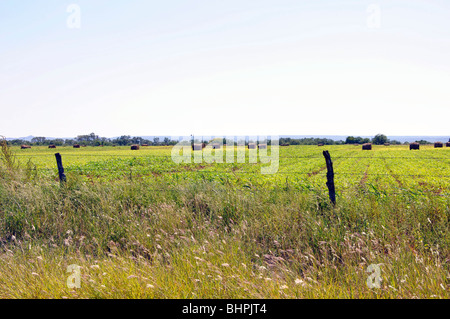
[
  {"x1": 11, "y1": 144, "x2": 450, "y2": 195},
  {"x1": 0, "y1": 143, "x2": 449, "y2": 299}
]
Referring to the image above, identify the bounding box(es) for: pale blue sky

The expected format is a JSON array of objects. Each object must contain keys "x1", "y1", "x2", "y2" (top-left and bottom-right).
[{"x1": 1, "y1": 0, "x2": 449, "y2": 138}]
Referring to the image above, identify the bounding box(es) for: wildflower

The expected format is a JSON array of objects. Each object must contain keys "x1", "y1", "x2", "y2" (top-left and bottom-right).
[
  {"x1": 146, "y1": 284, "x2": 155, "y2": 289},
  {"x1": 295, "y1": 278, "x2": 304, "y2": 285},
  {"x1": 221, "y1": 263, "x2": 230, "y2": 267}
]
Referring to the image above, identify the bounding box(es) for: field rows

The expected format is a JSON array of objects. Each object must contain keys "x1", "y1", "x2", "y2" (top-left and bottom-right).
[{"x1": 11, "y1": 145, "x2": 450, "y2": 196}]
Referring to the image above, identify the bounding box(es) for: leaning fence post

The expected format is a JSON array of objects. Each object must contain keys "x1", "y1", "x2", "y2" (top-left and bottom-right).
[
  {"x1": 323, "y1": 150, "x2": 336, "y2": 205},
  {"x1": 55, "y1": 153, "x2": 66, "y2": 183}
]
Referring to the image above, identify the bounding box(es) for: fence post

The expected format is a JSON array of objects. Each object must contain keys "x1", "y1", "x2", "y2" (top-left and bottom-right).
[
  {"x1": 323, "y1": 150, "x2": 336, "y2": 205},
  {"x1": 55, "y1": 153, "x2": 66, "y2": 183}
]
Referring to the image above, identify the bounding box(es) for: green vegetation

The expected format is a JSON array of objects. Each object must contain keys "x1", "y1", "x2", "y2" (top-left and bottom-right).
[
  {"x1": 0, "y1": 141, "x2": 448, "y2": 298},
  {"x1": 7, "y1": 133, "x2": 409, "y2": 147}
]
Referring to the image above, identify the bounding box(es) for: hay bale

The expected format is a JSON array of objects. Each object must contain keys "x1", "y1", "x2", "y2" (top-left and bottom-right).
[
  {"x1": 73, "y1": 144, "x2": 80, "y2": 148},
  {"x1": 192, "y1": 143, "x2": 203, "y2": 151},
  {"x1": 434, "y1": 142, "x2": 443, "y2": 148},
  {"x1": 258, "y1": 144, "x2": 267, "y2": 149},
  {"x1": 280, "y1": 143, "x2": 290, "y2": 147},
  {"x1": 131, "y1": 144, "x2": 140, "y2": 150},
  {"x1": 212, "y1": 143, "x2": 221, "y2": 149},
  {"x1": 248, "y1": 143, "x2": 257, "y2": 149},
  {"x1": 446, "y1": 142, "x2": 450, "y2": 147},
  {"x1": 362, "y1": 143, "x2": 372, "y2": 150},
  {"x1": 409, "y1": 142, "x2": 420, "y2": 150},
  {"x1": 21, "y1": 145, "x2": 31, "y2": 149},
  {"x1": 48, "y1": 145, "x2": 56, "y2": 149},
  {"x1": 318, "y1": 143, "x2": 324, "y2": 147},
  {"x1": 142, "y1": 144, "x2": 149, "y2": 147},
  {"x1": 384, "y1": 143, "x2": 390, "y2": 146}
]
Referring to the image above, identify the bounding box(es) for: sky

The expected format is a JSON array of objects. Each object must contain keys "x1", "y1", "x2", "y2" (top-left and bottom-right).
[{"x1": 1, "y1": 0, "x2": 449, "y2": 138}]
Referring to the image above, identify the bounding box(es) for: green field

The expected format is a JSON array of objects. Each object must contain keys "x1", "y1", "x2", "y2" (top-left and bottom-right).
[
  {"x1": 11, "y1": 144, "x2": 450, "y2": 195},
  {"x1": 0, "y1": 144, "x2": 449, "y2": 298}
]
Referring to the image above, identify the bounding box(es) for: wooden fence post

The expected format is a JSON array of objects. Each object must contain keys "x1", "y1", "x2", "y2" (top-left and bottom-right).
[
  {"x1": 55, "y1": 153, "x2": 66, "y2": 183},
  {"x1": 323, "y1": 150, "x2": 336, "y2": 205}
]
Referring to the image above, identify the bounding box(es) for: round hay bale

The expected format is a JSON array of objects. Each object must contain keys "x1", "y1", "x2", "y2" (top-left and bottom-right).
[
  {"x1": 318, "y1": 143, "x2": 324, "y2": 147},
  {"x1": 384, "y1": 143, "x2": 390, "y2": 146},
  {"x1": 248, "y1": 143, "x2": 257, "y2": 149},
  {"x1": 409, "y1": 142, "x2": 420, "y2": 150},
  {"x1": 48, "y1": 145, "x2": 56, "y2": 149},
  {"x1": 21, "y1": 145, "x2": 31, "y2": 149},
  {"x1": 73, "y1": 144, "x2": 80, "y2": 148},
  {"x1": 446, "y1": 142, "x2": 450, "y2": 147},
  {"x1": 434, "y1": 142, "x2": 443, "y2": 148},
  {"x1": 192, "y1": 143, "x2": 203, "y2": 151},
  {"x1": 131, "y1": 144, "x2": 140, "y2": 150},
  {"x1": 280, "y1": 143, "x2": 290, "y2": 147},
  {"x1": 362, "y1": 143, "x2": 372, "y2": 150},
  {"x1": 258, "y1": 144, "x2": 267, "y2": 149},
  {"x1": 142, "y1": 144, "x2": 149, "y2": 147}
]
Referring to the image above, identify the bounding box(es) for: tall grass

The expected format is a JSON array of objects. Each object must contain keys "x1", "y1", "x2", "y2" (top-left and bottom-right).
[{"x1": 0, "y1": 143, "x2": 448, "y2": 298}]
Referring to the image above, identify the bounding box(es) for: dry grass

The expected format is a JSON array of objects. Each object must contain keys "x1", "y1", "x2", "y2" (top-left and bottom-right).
[{"x1": 0, "y1": 143, "x2": 448, "y2": 299}]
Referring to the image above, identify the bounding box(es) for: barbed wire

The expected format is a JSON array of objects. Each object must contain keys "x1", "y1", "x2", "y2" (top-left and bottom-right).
[
  {"x1": 27, "y1": 167, "x2": 450, "y2": 178},
  {"x1": 12, "y1": 154, "x2": 450, "y2": 161}
]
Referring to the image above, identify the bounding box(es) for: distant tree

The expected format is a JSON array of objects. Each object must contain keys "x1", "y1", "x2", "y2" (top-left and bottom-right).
[
  {"x1": 163, "y1": 137, "x2": 171, "y2": 146},
  {"x1": 64, "y1": 139, "x2": 75, "y2": 146},
  {"x1": 9, "y1": 139, "x2": 26, "y2": 146},
  {"x1": 76, "y1": 133, "x2": 99, "y2": 145},
  {"x1": 31, "y1": 137, "x2": 46, "y2": 145},
  {"x1": 345, "y1": 136, "x2": 369, "y2": 144},
  {"x1": 47, "y1": 138, "x2": 64, "y2": 146},
  {"x1": 153, "y1": 137, "x2": 160, "y2": 145},
  {"x1": 372, "y1": 134, "x2": 388, "y2": 145},
  {"x1": 112, "y1": 136, "x2": 131, "y2": 146},
  {"x1": 415, "y1": 140, "x2": 432, "y2": 145},
  {"x1": 130, "y1": 136, "x2": 143, "y2": 145}
]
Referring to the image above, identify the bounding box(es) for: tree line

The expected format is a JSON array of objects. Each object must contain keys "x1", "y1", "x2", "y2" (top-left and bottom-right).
[
  {"x1": 6, "y1": 133, "x2": 433, "y2": 147},
  {"x1": 6, "y1": 133, "x2": 177, "y2": 147},
  {"x1": 280, "y1": 134, "x2": 405, "y2": 145}
]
